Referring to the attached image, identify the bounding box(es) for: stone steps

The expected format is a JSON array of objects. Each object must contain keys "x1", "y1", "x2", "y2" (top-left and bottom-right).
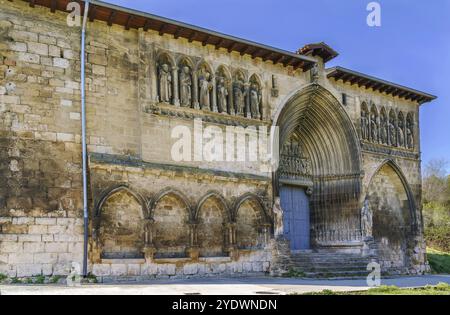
[{"x1": 288, "y1": 253, "x2": 378, "y2": 279}]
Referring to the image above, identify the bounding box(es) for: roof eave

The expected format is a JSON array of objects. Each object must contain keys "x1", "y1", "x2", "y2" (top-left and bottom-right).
[{"x1": 327, "y1": 66, "x2": 437, "y2": 105}]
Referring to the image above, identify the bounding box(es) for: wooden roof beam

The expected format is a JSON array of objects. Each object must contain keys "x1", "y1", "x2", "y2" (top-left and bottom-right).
[
  {"x1": 227, "y1": 42, "x2": 239, "y2": 53},
  {"x1": 125, "y1": 15, "x2": 133, "y2": 30},
  {"x1": 158, "y1": 23, "x2": 168, "y2": 36},
  {"x1": 262, "y1": 51, "x2": 273, "y2": 62},
  {"x1": 215, "y1": 38, "x2": 225, "y2": 50},
  {"x1": 202, "y1": 35, "x2": 211, "y2": 46},
  {"x1": 274, "y1": 55, "x2": 285, "y2": 65},
  {"x1": 89, "y1": 5, "x2": 96, "y2": 22},
  {"x1": 173, "y1": 27, "x2": 183, "y2": 39},
  {"x1": 50, "y1": 0, "x2": 57, "y2": 13},
  {"x1": 188, "y1": 31, "x2": 197, "y2": 43},
  {"x1": 143, "y1": 20, "x2": 151, "y2": 31},
  {"x1": 107, "y1": 10, "x2": 117, "y2": 26}
]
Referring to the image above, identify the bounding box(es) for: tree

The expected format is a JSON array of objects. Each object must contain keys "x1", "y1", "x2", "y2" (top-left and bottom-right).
[{"x1": 423, "y1": 159, "x2": 449, "y2": 204}]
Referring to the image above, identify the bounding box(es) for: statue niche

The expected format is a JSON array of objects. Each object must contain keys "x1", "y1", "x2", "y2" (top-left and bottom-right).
[
  {"x1": 233, "y1": 72, "x2": 247, "y2": 117},
  {"x1": 361, "y1": 103, "x2": 370, "y2": 141},
  {"x1": 370, "y1": 105, "x2": 379, "y2": 143},
  {"x1": 157, "y1": 56, "x2": 173, "y2": 104},
  {"x1": 249, "y1": 76, "x2": 262, "y2": 120},
  {"x1": 389, "y1": 110, "x2": 397, "y2": 147},
  {"x1": 179, "y1": 64, "x2": 193, "y2": 108},
  {"x1": 216, "y1": 67, "x2": 231, "y2": 114},
  {"x1": 198, "y1": 65, "x2": 214, "y2": 110},
  {"x1": 397, "y1": 112, "x2": 405, "y2": 148},
  {"x1": 406, "y1": 113, "x2": 414, "y2": 149},
  {"x1": 380, "y1": 108, "x2": 388, "y2": 145}
]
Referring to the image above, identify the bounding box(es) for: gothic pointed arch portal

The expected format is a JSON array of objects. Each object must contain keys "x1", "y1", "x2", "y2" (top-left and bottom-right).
[{"x1": 275, "y1": 84, "x2": 363, "y2": 250}]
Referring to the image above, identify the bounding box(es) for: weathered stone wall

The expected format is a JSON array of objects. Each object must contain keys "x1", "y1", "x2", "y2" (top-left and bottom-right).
[
  {"x1": 0, "y1": 0, "x2": 428, "y2": 278},
  {"x1": 0, "y1": 1, "x2": 84, "y2": 277}
]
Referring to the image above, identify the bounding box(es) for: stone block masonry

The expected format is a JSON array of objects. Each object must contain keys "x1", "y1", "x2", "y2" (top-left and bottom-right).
[
  {"x1": 0, "y1": 216, "x2": 83, "y2": 277},
  {"x1": 0, "y1": 0, "x2": 432, "y2": 279}
]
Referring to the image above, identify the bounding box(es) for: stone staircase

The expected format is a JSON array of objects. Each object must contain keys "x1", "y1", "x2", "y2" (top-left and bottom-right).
[{"x1": 288, "y1": 252, "x2": 378, "y2": 279}]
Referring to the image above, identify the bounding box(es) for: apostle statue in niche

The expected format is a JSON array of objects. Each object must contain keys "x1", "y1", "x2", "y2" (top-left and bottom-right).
[
  {"x1": 250, "y1": 83, "x2": 262, "y2": 119},
  {"x1": 179, "y1": 66, "x2": 192, "y2": 107},
  {"x1": 380, "y1": 114, "x2": 388, "y2": 145},
  {"x1": 370, "y1": 111, "x2": 378, "y2": 143},
  {"x1": 216, "y1": 77, "x2": 228, "y2": 113},
  {"x1": 158, "y1": 63, "x2": 172, "y2": 103},
  {"x1": 397, "y1": 119, "x2": 405, "y2": 147},
  {"x1": 406, "y1": 119, "x2": 414, "y2": 149},
  {"x1": 198, "y1": 70, "x2": 213, "y2": 110},
  {"x1": 233, "y1": 74, "x2": 247, "y2": 116},
  {"x1": 361, "y1": 110, "x2": 369, "y2": 140},
  {"x1": 361, "y1": 198, "x2": 373, "y2": 239},
  {"x1": 389, "y1": 117, "x2": 397, "y2": 146}
]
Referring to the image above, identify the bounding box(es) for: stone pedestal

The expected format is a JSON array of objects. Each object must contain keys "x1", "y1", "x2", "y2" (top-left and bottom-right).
[
  {"x1": 144, "y1": 246, "x2": 157, "y2": 262},
  {"x1": 269, "y1": 238, "x2": 292, "y2": 276},
  {"x1": 362, "y1": 236, "x2": 377, "y2": 257},
  {"x1": 187, "y1": 246, "x2": 200, "y2": 260}
]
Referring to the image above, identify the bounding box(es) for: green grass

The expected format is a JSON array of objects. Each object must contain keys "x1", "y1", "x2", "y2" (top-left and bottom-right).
[
  {"x1": 427, "y1": 248, "x2": 450, "y2": 274},
  {"x1": 302, "y1": 283, "x2": 450, "y2": 295}
]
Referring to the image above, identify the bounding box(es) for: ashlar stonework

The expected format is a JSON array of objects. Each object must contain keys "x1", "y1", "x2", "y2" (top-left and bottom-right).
[{"x1": 0, "y1": 0, "x2": 435, "y2": 280}]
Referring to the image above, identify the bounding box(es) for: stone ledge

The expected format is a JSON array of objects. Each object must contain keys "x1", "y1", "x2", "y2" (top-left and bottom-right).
[{"x1": 89, "y1": 153, "x2": 270, "y2": 182}]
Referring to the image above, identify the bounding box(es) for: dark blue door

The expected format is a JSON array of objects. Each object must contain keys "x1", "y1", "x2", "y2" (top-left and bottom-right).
[{"x1": 280, "y1": 185, "x2": 310, "y2": 250}]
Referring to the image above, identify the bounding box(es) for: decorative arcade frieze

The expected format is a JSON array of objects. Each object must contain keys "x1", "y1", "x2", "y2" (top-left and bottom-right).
[
  {"x1": 361, "y1": 102, "x2": 415, "y2": 151},
  {"x1": 155, "y1": 50, "x2": 265, "y2": 121}
]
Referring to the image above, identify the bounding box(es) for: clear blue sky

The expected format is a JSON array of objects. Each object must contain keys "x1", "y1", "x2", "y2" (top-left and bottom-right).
[{"x1": 103, "y1": 0, "x2": 450, "y2": 171}]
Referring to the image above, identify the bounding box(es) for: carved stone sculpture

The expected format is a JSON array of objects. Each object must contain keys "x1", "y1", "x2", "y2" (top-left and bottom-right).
[
  {"x1": 249, "y1": 83, "x2": 261, "y2": 119},
  {"x1": 199, "y1": 71, "x2": 213, "y2": 110},
  {"x1": 179, "y1": 66, "x2": 192, "y2": 107},
  {"x1": 389, "y1": 119, "x2": 397, "y2": 146},
  {"x1": 398, "y1": 125, "x2": 405, "y2": 147},
  {"x1": 158, "y1": 63, "x2": 172, "y2": 103},
  {"x1": 361, "y1": 198, "x2": 373, "y2": 238},
  {"x1": 380, "y1": 114, "x2": 388, "y2": 145},
  {"x1": 361, "y1": 110, "x2": 369, "y2": 140},
  {"x1": 406, "y1": 119, "x2": 414, "y2": 149},
  {"x1": 216, "y1": 77, "x2": 228, "y2": 113},
  {"x1": 233, "y1": 75, "x2": 247, "y2": 116},
  {"x1": 273, "y1": 197, "x2": 284, "y2": 238},
  {"x1": 311, "y1": 63, "x2": 319, "y2": 83},
  {"x1": 370, "y1": 112, "x2": 378, "y2": 143}
]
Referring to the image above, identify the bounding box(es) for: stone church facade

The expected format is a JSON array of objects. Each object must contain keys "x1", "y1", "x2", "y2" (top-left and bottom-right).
[{"x1": 0, "y1": 0, "x2": 436, "y2": 280}]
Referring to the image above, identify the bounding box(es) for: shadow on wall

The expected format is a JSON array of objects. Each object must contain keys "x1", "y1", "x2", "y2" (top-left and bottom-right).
[{"x1": 95, "y1": 187, "x2": 269, "y2": 260}]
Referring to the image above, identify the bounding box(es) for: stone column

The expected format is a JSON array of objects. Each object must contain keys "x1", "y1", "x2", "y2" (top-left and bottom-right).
[
  {"x1": 149, "y1": 45, "x2": 159, "y2": 105},
  {"x1": 187, "y1": 222, "x2": 200, "y2": 260},
  {"x1": 193, "y1": 72, "x2": 199, "y2": 109},
  {"x1": 228, "y1": 83, "x2": 235, "y2": 115},
  {"x1": 245, "y1": 83, "x2": 251, "y2": 119},
  {"x1": 262, "y1": 224, "x2": 272, "y2": 247},
  {"x1": 211, "y1": 75, "x2": 218, "y2": 112},
  {"x1": 172, "y1": 66, "x2": 180, "y2": 106},
  {"x1": 144, "y1": 218, "x2": 156, "y2": 262}
]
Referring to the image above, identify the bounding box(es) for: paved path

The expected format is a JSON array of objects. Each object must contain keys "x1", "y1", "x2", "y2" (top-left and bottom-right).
[{"x1": 1, "y1": 275, "x2": 449, "y2": 295}]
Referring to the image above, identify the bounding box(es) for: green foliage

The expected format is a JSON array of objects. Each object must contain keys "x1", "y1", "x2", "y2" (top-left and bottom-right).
[
  {"x1": 34, "y1": 275, "x2": 46, "y2": 284},
  {"x1": 422, "y1": 160, "x2": 450, "y2": 252},
  {"x1": 49, "y1": 276, "x2": 64, "y2": 284},
  {"x1": 0, "y1": 273, "x2": 7, "y2": 283},
  {"x1": 427, "y1": 248, "x2": 450, "y2": 274},
  {"x1": 282, "y1": 268, "x2": 306, "y2": 278},
  {"x1": 11, "y1": 277, "x2": 22, "y2": 284},
  {"x1": 301, "y1": 283, "x2": 450, "y2": 295}
]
